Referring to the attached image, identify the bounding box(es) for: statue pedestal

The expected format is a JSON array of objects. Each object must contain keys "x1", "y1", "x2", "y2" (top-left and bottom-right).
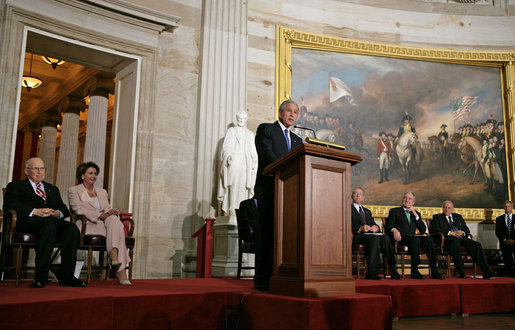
[{"x1": 211, "y1": 215, "x2": 239, "y2": 277}]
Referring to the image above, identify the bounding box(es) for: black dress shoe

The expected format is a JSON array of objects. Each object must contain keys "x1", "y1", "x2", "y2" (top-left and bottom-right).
[
  {"x1": 390, "y1": 270, "x2": 402, "y2": 280},
  {"x1": 254, "y1": 283, "x2": 270, "y2": 291},
  {"x1": 365, "y1": 274, "x2": 383, "y2": 280},
  {"x1": 410, "y1": 270, "x2": 425, "y2": 279},
  {"x1": 456, "y1": 271, "x2": 467, "y2": 279},
  {"x1": 59, "y1": 277, "x2": 87, "y2": 287},
  {"x1": 430, "y1": 269, "x2": 444, "y2": 279},
  {"x1": 30, "y1": 281, "x2": 46, "y2": 288},
  {"x1": 483, "y1": 272, "x2": 496, "y2": 280}
]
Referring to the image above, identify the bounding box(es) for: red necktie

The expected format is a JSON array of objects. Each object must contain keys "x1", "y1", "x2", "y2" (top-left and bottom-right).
[{"x1": 36, "y1": 182, "x2": 47, "y2": 203}]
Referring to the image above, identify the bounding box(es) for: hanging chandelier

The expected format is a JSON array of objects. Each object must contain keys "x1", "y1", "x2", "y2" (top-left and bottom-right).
[
  {"x1": 41, "y1": 56, "x2": 65, "y2": 69},
  {"x1": 22, "y1": 53, "x2": 42, "y2": 92}
]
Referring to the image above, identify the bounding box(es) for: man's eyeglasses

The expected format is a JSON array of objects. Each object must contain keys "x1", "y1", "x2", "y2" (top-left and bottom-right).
[{"x1": 28, "y1": 167, "x2": 45, "y2": 172}]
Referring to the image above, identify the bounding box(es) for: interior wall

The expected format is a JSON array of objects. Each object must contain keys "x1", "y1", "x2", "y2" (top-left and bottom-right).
[
  {"x1": 1, "y1": 0, "x2": 514, "y2": 280},
  {"x1": 245, "y1": 0, "x2": 515, "y2": 247}
]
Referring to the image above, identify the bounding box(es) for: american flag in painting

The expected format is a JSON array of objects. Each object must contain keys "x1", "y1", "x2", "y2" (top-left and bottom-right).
[{"x1": 453, "y1": 95, "x2": 479, "y2": 120}]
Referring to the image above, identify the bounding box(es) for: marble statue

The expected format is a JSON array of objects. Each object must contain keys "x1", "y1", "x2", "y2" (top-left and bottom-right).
[{"x1": 218, "y1": 110, "x2": 258, "y2": 216}]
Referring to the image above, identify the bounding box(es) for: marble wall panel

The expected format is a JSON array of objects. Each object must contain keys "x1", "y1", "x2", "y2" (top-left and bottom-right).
[
  {"x1": 154, "y1": 68, "x2": 198, "y2": 138},
  {"x1": 158, "y1": 26, "x2": 200, "y2": 74}
]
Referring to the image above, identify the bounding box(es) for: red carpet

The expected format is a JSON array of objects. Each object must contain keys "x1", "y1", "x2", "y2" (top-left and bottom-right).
[{"x1": 0, "y1": 277, "x2": 513, "y2": 329}]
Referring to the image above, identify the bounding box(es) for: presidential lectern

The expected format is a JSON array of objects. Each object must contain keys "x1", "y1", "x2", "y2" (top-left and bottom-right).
[{"x1": 263, "y1": 143, "x2": 362, "y2": 298}]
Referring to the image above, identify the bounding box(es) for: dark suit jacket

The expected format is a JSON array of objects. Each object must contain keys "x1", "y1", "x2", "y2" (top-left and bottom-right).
[
  {"x1": 237, "y1": 198, "x2": 259, "y2": 238},
  {"x1": 3, "y1": 179, "x2": 69, "y2": 223},
  {"x1": 385, "y1": 206, "x2": 426, "y2": 238},
  {"x1": 351, "y1": 204, "x2": 378, "y2": 236},
  {"x1": 496, "y1": 214, "x2": 514, "y2": 242},
  {"x1": 254, "y1": 121, "x2": 302, "y2": 199},
  {"x1": 430, "y1": 213, "x2": 471, "y2": 239}
]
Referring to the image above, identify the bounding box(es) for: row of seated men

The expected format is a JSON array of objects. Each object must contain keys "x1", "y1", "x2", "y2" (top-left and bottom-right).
[
  {"x1": 350, "y1": 188, "x2": 511, "y2": 280},
  {"x1": 238, "y1": 189, "x2": 514, "y2": 286},
  {"x1": 2, "y1": 157, "x2": 131, "y2": 288}
]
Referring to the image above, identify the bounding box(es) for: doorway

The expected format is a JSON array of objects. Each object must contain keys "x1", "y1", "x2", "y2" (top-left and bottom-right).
[{"x1": 13, "y1": 27, "x2": 140, "y2": 211}]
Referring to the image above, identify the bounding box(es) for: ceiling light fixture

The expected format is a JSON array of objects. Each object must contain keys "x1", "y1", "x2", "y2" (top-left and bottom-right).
[
  {"x1": 21, "y1": 53, "x2": 42, "y2": 92},
  {"x1": 42, "y1": 56, "x2": 65, "y2": 69}
]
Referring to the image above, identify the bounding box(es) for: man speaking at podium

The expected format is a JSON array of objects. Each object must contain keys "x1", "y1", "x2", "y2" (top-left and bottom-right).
[{"x1": 253, "y1": 100, "x2": 303, "y2": 290}]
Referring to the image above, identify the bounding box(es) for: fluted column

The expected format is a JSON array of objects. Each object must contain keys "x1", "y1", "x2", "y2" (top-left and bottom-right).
[
  {"x1": 38, "y1": 111, "x2": 59, "y2": 184},
  {"x1": 189, "y1": 0, "x2": 248, "y2": 278},
  {"x1": 506, "y1": 61, "x2": 515, "y2": 198},
  {"x1": 83, "y1": 77, "x2": 114, "y2": 188},
  {"x1": 56, "y1": 96, "x2": 85, "y2": 201},
  {"x1": 194, "y1": 0, "x2": 248, "y2": 220}
]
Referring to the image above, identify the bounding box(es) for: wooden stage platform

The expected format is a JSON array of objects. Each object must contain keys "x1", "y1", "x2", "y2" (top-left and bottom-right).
[{"x1": 0, "y1": 277, "x2": 513, "y2": 330}]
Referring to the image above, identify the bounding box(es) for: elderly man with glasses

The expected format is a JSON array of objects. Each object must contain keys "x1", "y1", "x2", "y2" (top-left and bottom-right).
[{"x1": 3, "y1": 157, "x2": 86, "y2": 288}]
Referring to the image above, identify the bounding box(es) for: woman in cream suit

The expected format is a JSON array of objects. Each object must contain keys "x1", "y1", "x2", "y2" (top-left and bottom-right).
[{"x1": 68, "y1": 162, "x2": 131, "y2": 285}]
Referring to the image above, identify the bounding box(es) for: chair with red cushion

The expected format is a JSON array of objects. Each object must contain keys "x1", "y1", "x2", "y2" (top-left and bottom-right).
[{"x1": 70, "y1": 209, "x2": 135, "y2": 283}]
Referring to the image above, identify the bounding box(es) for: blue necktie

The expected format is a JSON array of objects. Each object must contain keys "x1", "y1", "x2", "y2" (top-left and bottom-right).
[
  {"x1": 448, "y1": 216, "x2": 458, "y2": 231},
  {"x1": 284, "y1": 128, "x2": 291, "y2": 151},
  {"x1": 508, "y1": 215, "x2": 512, "y2": 237}
]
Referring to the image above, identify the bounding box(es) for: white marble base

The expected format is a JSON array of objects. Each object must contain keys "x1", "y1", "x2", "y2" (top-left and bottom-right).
[{"x1": 211, "y1": 216, "x2": 239, "y2": 277}]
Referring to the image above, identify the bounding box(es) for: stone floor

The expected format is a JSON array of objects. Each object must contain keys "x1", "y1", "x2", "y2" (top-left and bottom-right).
[{"x1": 393, "y1": 313, "x2": 515, "y2": 329}]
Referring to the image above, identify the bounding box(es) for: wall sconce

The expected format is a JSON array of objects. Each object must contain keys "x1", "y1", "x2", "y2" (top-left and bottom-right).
[
  {"x1": 22, "y1": 53, "x2": 42, "y2": 92},
  {"x1": 42, "y1": 56, "x2": 65, "y2": 69}
]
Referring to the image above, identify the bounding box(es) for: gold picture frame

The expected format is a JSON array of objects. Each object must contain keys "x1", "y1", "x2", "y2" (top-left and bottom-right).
[{"x1": 275, "y1": 26, "x2": 515, "y2": 221}]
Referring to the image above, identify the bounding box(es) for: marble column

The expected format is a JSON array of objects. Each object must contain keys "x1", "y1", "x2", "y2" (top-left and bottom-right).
[
  {"x1": 190, "y1": 0, "x2": 248, "y2": 278},
  {"x1": 506, "y1": 61, "x2": 515, "y2": 199},
  {"x1": 18, "y1": 125, "x2": 38, "y2": 180},
  {"x1": 56, "y1": 96, "x2": 85, "y2": 201},
  {"x1": 38, "y1": 111, "x2": 59, "y2": 184},
  {"x1": 83, "y1": 77, "x2": 114, "y2": 188}
]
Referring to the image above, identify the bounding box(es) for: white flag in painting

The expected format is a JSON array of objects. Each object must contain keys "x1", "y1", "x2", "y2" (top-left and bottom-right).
[
  {"x1": 453, "y1": 95, "x2": 479, "y2": 120},
  {"x1": 329, "y1": 76, "x2": 357, "y2": 105}
]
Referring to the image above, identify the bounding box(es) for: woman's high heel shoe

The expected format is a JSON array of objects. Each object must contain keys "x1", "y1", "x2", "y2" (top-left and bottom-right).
[{"x1": 116, "y1": 270, "x2": 132, "y2": 285}]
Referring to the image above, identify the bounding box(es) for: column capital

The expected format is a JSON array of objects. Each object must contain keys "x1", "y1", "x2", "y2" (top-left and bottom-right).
[
  {"x1": 36, "y1": 109, "x2": 61, "y2": 128},
  {"x1": 84, "y1": 76, "x2": 115, "y2": 98},
  {"x1": 59, "y1": 96, "x2": 87, "y2": 115}
]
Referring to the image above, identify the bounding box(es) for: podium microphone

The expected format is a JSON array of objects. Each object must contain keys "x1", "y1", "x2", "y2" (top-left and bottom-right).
[{"x1": 294, "y1": 125, "x2": 317, "y2": 139}]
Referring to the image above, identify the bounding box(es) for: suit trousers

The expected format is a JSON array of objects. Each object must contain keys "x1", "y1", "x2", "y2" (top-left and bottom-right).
[
  {"x1": 397, "y1": 235, "x2": 437, "y2": 270},
  {"x1": 254, "y1": 196, "x2": 274, "y2": 288},
  {"x1": 445, "y1": 236, "x2": 489, "y2": 273},
  {"x1": 499, "y1": 240, "x2": 515, "y2": 272},
  {"x1": 353, "y1": 234, "x2": 396, "y2": 275},
  {"x1": 17, "y1": 217, "x2": 80, "y2": 282}
]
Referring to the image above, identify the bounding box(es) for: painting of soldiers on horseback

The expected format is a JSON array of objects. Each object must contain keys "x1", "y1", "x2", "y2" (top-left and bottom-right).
[{"x1": 291, "y1": 48, "x2": 508, "y2": 208}]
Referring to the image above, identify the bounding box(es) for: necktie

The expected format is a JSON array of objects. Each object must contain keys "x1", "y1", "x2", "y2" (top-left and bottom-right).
[
  {"x1": 36, "y1": 182, "x2": 46, "y2": 203},
  {"x1": 508, "y1": 215, "x2": 513, "y2": 237},
  {"x1": 448, "y1": 216, "x2": 457, "y2": 231},
  {"x1": 284, "y1": 128, "x2": 291, "y2": 151},
  {"x1": 405, "y1": 210, "x2": 411, "y2": 224},
  {"x1": 359, "y1": 206, "x2": 366, "y2": 224}
]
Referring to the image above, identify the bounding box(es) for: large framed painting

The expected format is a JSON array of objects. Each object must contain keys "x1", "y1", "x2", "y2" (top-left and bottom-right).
[{"x1": 275, "y1": 26, "x2": 515, "y2": 220}]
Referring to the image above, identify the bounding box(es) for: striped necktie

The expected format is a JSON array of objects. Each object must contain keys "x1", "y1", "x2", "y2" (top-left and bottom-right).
[{"x1": 36, "y1": 182, "x2": 46, "y2": 203}]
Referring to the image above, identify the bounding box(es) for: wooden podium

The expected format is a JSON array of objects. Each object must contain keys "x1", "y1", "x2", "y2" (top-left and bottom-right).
[{"x1": 263, "y1": 143, "x2": 362, "y2": 298}]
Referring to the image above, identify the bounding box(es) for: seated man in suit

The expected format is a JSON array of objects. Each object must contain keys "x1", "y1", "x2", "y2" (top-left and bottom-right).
[
  {"x1": 253, "y1": 99, "x2": 303, "y2": 290},
  {"x1": 351, "y1": 187, "x2": 400, "y2": 280},
  {"x1": 430, "y1": 200, "x2": 494, "y2": 279},
  {"x1": 2, "y1": 157, "x2": 86, "y2": 288},
  {"x1": 495, "y1": 200, "x2": 515, "y2": 277},
  {"x1": 385, "y1": 191, "x2": 444, "y2": 279},
  {"x1": 237, "y1": 198, "x2": 259, "y2": 278}
]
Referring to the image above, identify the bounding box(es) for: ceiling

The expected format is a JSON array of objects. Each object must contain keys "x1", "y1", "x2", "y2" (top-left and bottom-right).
[{"x1": 18, "y1": 31, "x2": 133, "y2": 131}]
